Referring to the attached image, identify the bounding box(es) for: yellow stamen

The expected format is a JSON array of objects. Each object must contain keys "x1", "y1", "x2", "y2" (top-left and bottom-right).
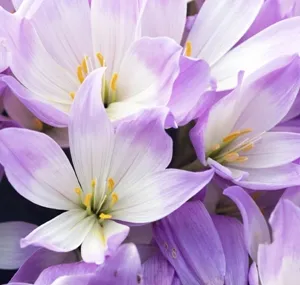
[
  {"x1": 99, "y1": 213, "x2": 112, "y2": 220},
  {"x1": 77, "y1": 66, "x2": 85, "y2": 83},
  {"x1": 110, "y1": 73, "x2": 118, "y2": 92},
  {"x1": 110, "y1": 192, "x2": 119, "y2": 207},
  {"x1": 84, "y1": 193, "x2": 92, "y2": 207},
  {"x1": 235, "y1": 156, "x2": 248, "y2": 163},
  {"x1": 185, "y1": 41, "x2": 192, "y2": 57},
  {"x1": 107, "y1": 178, "x2": 115, "y2": 193},
  {"x1": 91, "y1": 179, "x2": 97, "y2": 189},
  {"x1": 240, "y1": 143, "x2": 254, "y2": 152},
  {"x1": 69, "y1": 92, "x2": 76, "y2": 100},
  {"x1": 222, "y1": 131, "x2": 241, "y2": 143},
  {"x1": 211, "y1": 144, "x2": 220, "y2": 151},
  {"x1": 240, "y1": 128, "x2": 253, "y2": 135},
  {"x1": 96, "y1": 52, "x2": 105, "y2": 67},
  {"x1": 224, "y1": 152, "x2": 239, "y2": 162},
  {"x1": 82, "y1": 56, "x2": 88, "y2": 74},
  {"x1": 74, "y1": 187, "x2": 81, "y2": 195},
  {"x1": 33, "y1": 118, "x2": 43, "y2": 132}
]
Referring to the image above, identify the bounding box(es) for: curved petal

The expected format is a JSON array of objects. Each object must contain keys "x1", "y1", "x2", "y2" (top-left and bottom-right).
[
  {"x1": 0, "y1": 128, "x2": 80, "y2": 210},
  {"x1": 224, "y1": 186, "x2": 271, "y2": 262},
  {"x1": 0, "y1": 222, "x2": 37, "y2": 270},
  {"x1": 212, "y1": 17, "x2": 300, "y2": 90},
  {"x1": 117, "y1": 37, "x2": 182, "y2": 107},
  {"x1": 21, "y1": 210, "x2": 95, "y2": 252},
  {"x1": 187, "y1": 0, "x2": 263, "y2": 64},
  {"x1": 212, "y1": 215, "x2": 249, "y2": 285},
  {"x1": 69, "y1": 68, "x2": 114, "y2": 206},
  {"x1": 51, "y1": 275, "x2": 93, "y2": 285},
  {"x1": 234, "y1": 163, "x2": 300, "y2": 190},
  {"x1": 153, "y1": 201, "x2": 226, "y2": 285},
  {"x1": 141, "y1": 0, "x2": 186, "y2": 43},
  {"x1": 112, "y1": 169, "x2": 214, "y2": 223},
  {"x1": 249, "y1": 263, "x2": 260, "y2": 285},
  {"x1": 81, "y1": 221, "x2": 129, "y2": 264}
]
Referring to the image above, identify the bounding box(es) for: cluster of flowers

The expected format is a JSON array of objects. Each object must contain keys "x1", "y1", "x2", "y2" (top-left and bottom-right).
[{"x1": 1, "y1": 0, "x2": 300, "y2": 284}]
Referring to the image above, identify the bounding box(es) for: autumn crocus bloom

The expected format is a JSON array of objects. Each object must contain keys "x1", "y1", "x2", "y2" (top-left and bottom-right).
[
  {"x1": 0, "y1": 0, "x2": 184, "y2": 127},
  {"x1": 0, "y1": 70, "x2": 213, "y2": 264},
  {"x1": 191, "y1": 56, "x2": 300, "y2": 190}
]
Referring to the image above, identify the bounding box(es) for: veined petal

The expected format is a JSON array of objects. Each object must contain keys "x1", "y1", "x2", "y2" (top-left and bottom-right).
[
  {"x1": 212, "y1": 215, "x2": 249, "y2": 285},
  {"x1": 224, "y1": 186, "x2": 271, "y2": 262},
  {"x1": 234, "y1": 163, "x2": 300, "y2": 190},
  {"x1": 258, "y1": 199, "x2": 300, "y2": 285},
  {"x1": 91, "y1": 0, "x2": 142, "y2": 79},
  {"x1": 141, "y1": 0, "x2": 186, "y2": 43},
  {"x1": 0, "y1": 128, "x2": 80, "y2": 210},
  {"x1": 0, "y1": 222, "x2": 37, "y2": 270},
  {"x1": 153, "y1": 201, "x2": 226, "y2": 285},
  {"x1": 212, "y1": 17, "x2": 300, "y2": 90},
  {"x1": 21, "y1": 210, "x2": 95, "y2": 252},
  {"x1": 117, "y1": 37, "x2": 182, "y2": 107},
  {"x1": 81, "y1": 220, "x2": 129, "y2": 264},
  {"x1": 187, "y1": 0, "x2": 263, "y2": 64},
  {"x1": 112, "y1": 169, "x2": 214, "y2": 223},
  {"x1": 109, "y1": 108, "x2": 172, "y2": 190},
  {"x1": 69, "y1": 68, "x2": 114, "y2": 206}
]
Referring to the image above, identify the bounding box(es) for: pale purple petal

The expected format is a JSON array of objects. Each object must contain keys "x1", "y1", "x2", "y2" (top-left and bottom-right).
[
  {"x1": 224, "y1": 186, "x2": 271, "y2": 262},
  {"x1": 112, "y1": 169, "x2": 214, "y2": 223},
  {"x1": 187, "y1": 0, "x2": 263, "y2": 64},
  {"x1": 212, "y1": 215, "x2": 249, "y2": 285},
  {"x1": 0, "y1": 222, "x2": 37, "y2": 270},
  {"x1": 21, "y1": 210, "x2": 95, "y2": 252},
  {"x1": 249, "y1": 263, "x2": 260, "y2": 285},
  {"x1": 0, "y1": 128, "x2": 80, "y2": 210},
  {"x1": 153, "y1": 201, "x2": 226, "y2": 285}
]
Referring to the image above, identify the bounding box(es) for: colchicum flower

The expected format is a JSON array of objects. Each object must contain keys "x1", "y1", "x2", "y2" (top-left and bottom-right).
[
  {"x1": 190, "y1": 56, "x2": 300, "y2": 190},
  {"x1": 0, "y1": 70, "x2": 213, "y2": 264}
]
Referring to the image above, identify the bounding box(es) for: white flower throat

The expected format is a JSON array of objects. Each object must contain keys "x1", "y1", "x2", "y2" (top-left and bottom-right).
[
  {"x1": 206, "y1": 128, "x2": 262, "y2": 165},
  {"x1": 69, "y1": 53, "x2": 118, "y2": 107},
  {"x1": 74, "y1": 177, "x2": 118, "y2": 223}
]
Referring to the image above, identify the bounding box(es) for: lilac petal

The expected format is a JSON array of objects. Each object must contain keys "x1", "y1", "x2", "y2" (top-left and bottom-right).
[
  {"x1": 11, "y1": 0, "x2": 22, "y2": 10},
  {"x1": 117, "y1": 37, "x2": 181, "y2": 107},
  {"x1": 1, "y1": 76, "x2": 69, "y2": 127},
  {"x1": 168, "y1": 56, "x2": 211, "y2": 126},
  {"x1": 153, "y1": 201, "x2": 226, "y2": 285},
  {"x1": 0, "y1": 128, "x2": 80, "y2": 210},
  {"x1": 234, "y1": 163, "x2": 300, "y2": 190},
  {"x1": 281, "y1": 186, "x2": 300, "y2": 207},
  {"x1": 274, "y1": 116, "x2": 300, "y2": 133},
  {"x1": 51, "y1": 275, "x2": 93, "y2": 285},
  {"x1": 212, "y1": 17, "x2": 300, "y2": 90},
  {"x1": 11, "y1": 248, "x2": 78, "y2": 283},
  {"x1": 21, "y1": 210, "x2": 95, "y2": 252},
  {"x1": 142, "y1": 253, "x2": 175, "y2": 285},
  {"x1": 187, "y1": 0, "x2": 263, "y2": 64},
  {"x1": 88, "y1": 243, "x2": 142, "y2": 285},
  {"x1": 282, "y1": 91, "x2": 300, "y2": 121},
  {"x1": 141, "y1": 0, "x2": 186, "y2": 43},
  {"x1": 69, "y1": 68, "x2": 114, "y2": 206},
  {"x1": 212, "y1": 215, "x2": 249, "y2": 285},
  {"x1": 258, "y1": 199, "x2": 300, "y2": 285},
  {"x1": 224, "y1": 186, "x2": 271, "y2": 262},
  {"x1": 1, "y1": 0, "x2": 14, "y2": 12},
  {"x1": 0, "y1": 222, "x2": 37, "y2": 270},
  {"x1": 249, "y1": 263, "x2": 260, "y2": 285},
  {"x1": 112, "y1": 169, "x2": 214, "y2": 223}
]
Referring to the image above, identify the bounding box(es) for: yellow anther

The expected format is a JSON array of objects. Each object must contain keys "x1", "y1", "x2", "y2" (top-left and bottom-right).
[
  {"x1": 107, "y1": 178, "x2": 115, "y2": 192},
  {"x1": 69, "y1": 92, "x2": 76, "y2": 100},
  {"x1": 84, "y1": 193, "x2": 92, "y2": 207},
  {"x1": 110, "y1": 73, "x2": 118, "y2": 92},
  {"x1": 96, "y1": 52, "x2": 105, "y2": 67},
  {"x1": 239, "y1": 128, "x2": 253, "y2": 135},
  {"x1": 81, "y1": 56, "x2": 88, "y2": 74},
  {"x1": 235, "y1": 156, "x2": 248, "y2": 163},
  {"x1": 33, "y1": 118, "x2": 43, "y2": 132},
  {"x1": 211, "y1": 144, "x2": 220, "y2": 152},
  {"x1": 91, "y1": 179, "x2": 97, "y2": 189},
  {"x1": 240, "y1": 143, "x2": 254, "y2": 152},
  {"x1": 99, "y1": 213, "x2": 112, "y2": 220},
  {"x1": 224, "y1": 152, "x2": 239, "y2": 162},
  {"x1": 74, "y1": 187, "x2": 81, "y2": 195},
  {"x1": 77, "y1": 66, "x2": 85, "y2": 83},
  {"x1": 110, "y1": 192, "x2": 119, "y2": 207},
  {"x1": 222, "y1": 131, "x2": 241, "y2": 143},
  {"x1": 184, "y1": 41, "x2": 192, "y2": 57}
]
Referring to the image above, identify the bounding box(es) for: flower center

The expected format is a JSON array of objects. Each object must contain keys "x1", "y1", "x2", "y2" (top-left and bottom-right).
[
  {"x1": 74, "y1": 177, "x2": 119, "y2": 223},
  {"x1": 206, "y1": 128, "x2": 261, "y2": 165},
  {"x1": 69, "y1": 54, "x2": 119, "y2": 108}
]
